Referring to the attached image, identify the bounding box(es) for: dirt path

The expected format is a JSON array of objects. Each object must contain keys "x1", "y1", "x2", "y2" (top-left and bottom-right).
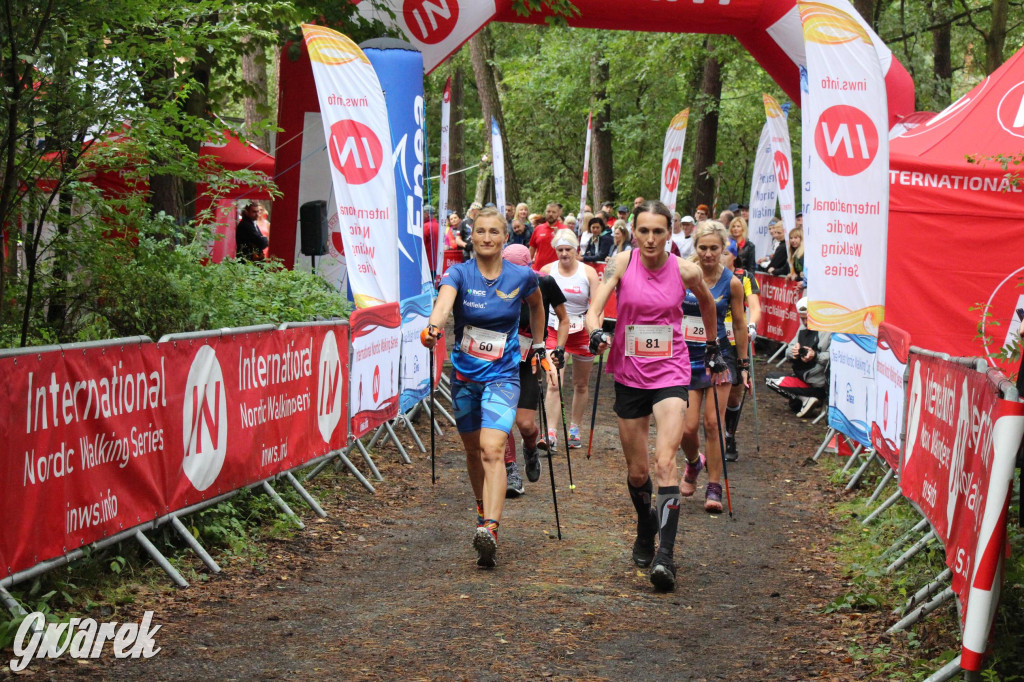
[{"x1": 16, "y1": 358, "x2": 901, "y2": 681}]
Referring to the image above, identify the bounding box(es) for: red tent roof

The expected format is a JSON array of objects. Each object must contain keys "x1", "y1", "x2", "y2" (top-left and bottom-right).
[{"x1": 886, "y1": 47, "x2": 1024, "y2": 364}]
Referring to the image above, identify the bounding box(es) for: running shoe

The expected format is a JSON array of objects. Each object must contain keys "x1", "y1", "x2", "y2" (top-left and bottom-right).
[
  {"x1": 505, "y1": 462, "x2": 524, "y2": 498},
  {"x1": 474, "y1": 523, "x2": 498, "y2": 568},
  {"x1": 523, "y1": 445, "x2": 541, "y2": 483},
  {"x1": 725, "y1": 435, "x2": 739, "y2": 462},
  {"x1": 680, "y1": 452, "x2": 706, "y2": 497},
  {"x1": 797, "y1": 396, "x2": 819, "y2": 418},
  {"x1": 649, "y1": 552, "x2": 677, "y2": 592},
  {"x1": 704, "y1": 482, "x2": 724, "y2": 514},
  {"x1": 568, "y1": 424, "x2": 582, "y2": 449},
  {"x1": 546, "y1": 428, "x2": 558, "y2": 452},
  {"x1": 632, "y1": 508, "x2": 658, "y2": 568}
]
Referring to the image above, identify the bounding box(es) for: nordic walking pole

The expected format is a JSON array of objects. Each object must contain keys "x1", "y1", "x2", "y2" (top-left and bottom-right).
[
  {"x1": 711, "y1": 380, "x2": 735, "y2": 518},
  {"x1": 421, "y1": 325, "x2": 442, "y2": 485},
  {"x1": 748, "y1": 339, "x2": 761, "y2": 456},
  {"x1": 535, "y1": 354, "x2": 562, "y2": 539},
  {"x1": 554, "y1": 365, "x2": 576, "y2": 491},
  {"x1": 586, "y1": 353, "x2": 603, "y2": 460}
]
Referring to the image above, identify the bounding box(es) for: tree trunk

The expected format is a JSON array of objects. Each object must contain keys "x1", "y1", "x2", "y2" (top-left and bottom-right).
[
  {"x1": 181, "y1": 42, "x2": 213, "y2": 223},
  {"x1": 468, "y1": 28, "x2": 519, "y2": 203},
  {"x1": 985, "y1": 0, "x2": 1008, "y2": 74},
  {"x1": 241, "y1": 38, "x2": 271, "y2": 152},
  {"x1": 689, "y1": 38, "x2": 722, "y2": 213},
  {"x1": 852, "y1": 0, "x2": 876, "y2": 30},
  {"x1": 448, "y1": 63, "x2": 467, "y2": 217},
  {"x1": 931, "y1": 1, "x2": 952, "y2": 109},
  {"x1": 590, "y1": 50, "x2": 614, "y2": 209}
]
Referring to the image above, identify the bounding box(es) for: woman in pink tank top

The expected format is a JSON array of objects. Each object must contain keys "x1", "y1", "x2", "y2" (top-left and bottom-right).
[{"x1": 584, "y1": 201, "x2": 727, "y2": 593}]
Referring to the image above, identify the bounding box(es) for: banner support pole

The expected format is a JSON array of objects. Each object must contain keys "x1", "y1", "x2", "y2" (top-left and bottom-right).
[
  {"x1": 135, "y1": 530, "x2": 188, "y2": 588},
  {"x1": 895, "y1": 568, "x2": 952, "y2": 616},
  {"x1": 353, "y1": 438, "x2": 384, "y2": 481},
  {"x1": 0, "y1": 584, "x2": 26, "y2": 619},
  {"x1": 886, "y1": 586, "x2": 955, "y2": 634},
  {"x1": 886, "y1": 529, "x2": 936, "y2": 574},
  {"x1": 867, "y1": 466, "x2": 895, "y2": 503},
  {"x1": 262, "y1": 481, "x2": 304, "y2": 529},
  {"x1": 385, "y1": 420, "x2": 413, "y2": 464},
  {"x1": 170, "y1": 516, "x2": 221, "y2": 573},
  {"x1": 812, "y1": 427, "x2": 837, "y2": 461},
  {"x1": 883, "y1": 517, "x2": 929, "y2": 557},
  {"x1": 861, "y1": 489, "x2": 901, "y2": 525},
  {"x1": 285, "y1": 471, "x2": 327, "y2": 518}
]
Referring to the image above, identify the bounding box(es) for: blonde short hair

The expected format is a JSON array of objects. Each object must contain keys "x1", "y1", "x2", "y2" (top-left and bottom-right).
[{"x1": 551, "y1": 228, "x2": 579, "y2": 250}]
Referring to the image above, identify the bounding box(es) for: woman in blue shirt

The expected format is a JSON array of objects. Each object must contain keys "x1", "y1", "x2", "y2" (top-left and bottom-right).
[{"x1": 422, "y1": 208, "x2": 548, "y2": 568}]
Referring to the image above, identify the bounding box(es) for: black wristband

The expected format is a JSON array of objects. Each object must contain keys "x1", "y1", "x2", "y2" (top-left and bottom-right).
[{"x1": 706, "y1": 338, "x2": 719, "y2": 352}]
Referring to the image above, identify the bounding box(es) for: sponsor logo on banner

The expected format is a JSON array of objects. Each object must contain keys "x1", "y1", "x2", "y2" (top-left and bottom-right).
[
  {"x1": 996, "y1": 80, "x2": 1024, "y2": 138},
  {"x1": 182, "y1": 345, "x2": 227, "y2": 491},
  {"x1": 329, "y1": 119, "x2": 384, "y2": 184},
  {"x1": 316, "y1": 331, "x2": 343, "y2": 442},
  {"x1": 814, "y1": 105, "x2": 879, "y2": 176},
  {"x1": 663, "y1": 159, "x2": 680, "y2": 193},
  {"x1": 762, "y1": 92, "x2": 796, "y2": 236},
  {"x1": 405, "y1": 0, "x2": 460, "y2": 44},
  {"x1": 774, "y1": 151, "x2": 791, "y2": 190}
]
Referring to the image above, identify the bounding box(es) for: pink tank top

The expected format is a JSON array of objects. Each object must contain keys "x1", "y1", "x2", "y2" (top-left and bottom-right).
[{"x1": 606, "y1": 252, "x2": 691, "y2": 389}]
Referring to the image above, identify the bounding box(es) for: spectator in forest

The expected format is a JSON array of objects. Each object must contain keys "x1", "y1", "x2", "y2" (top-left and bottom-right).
[
  {"x1": 582, "y1": 216, "x2": 612, "y2": 263},
  {"x1": 236, "y1": 202, "x2": 268, "y2": 262},
  {"x1": 509, "y1": 218, "x2": 532, "y2": 246},
  {"x1": 758, "y1": 218, "x2": 789, "y2": 276},
  {"x1": 694, "y1": 204, "x2": 709, "y2": 222},
  {"x1": 765, "y1": 297, "x2": 830, "y2": 418}
]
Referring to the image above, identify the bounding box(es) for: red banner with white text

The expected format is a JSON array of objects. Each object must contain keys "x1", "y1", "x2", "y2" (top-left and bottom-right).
[
  {"x1": 900, "y1": 353, "x2": 1024, "y2": 670},
  {"x1": 754, "y1": 274, "x2": 801, "y2": 342},
  {"x1": 0, "y1": 324, "x2": 348, "y2": 578},
  {"x1": 349, "y1": 303, "x2": 401, "y2": 438}
]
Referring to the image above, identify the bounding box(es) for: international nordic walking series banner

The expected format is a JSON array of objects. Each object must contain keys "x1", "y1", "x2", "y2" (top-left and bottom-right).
[
  {"x1": 763, "y1": 93, "x2": 797, "y2": 234},
  {"x1": 900, "y1": 353, "x2": 1024, "y2": 671},
  {"x1": 490, "y1": 117, "x2": 506, "y2": 212},
  {"x1": 436, "y1": 76, "x2": 452, "y2": 276},
  {"x1": 301, "y1": 24, "x2": 400, "y2": 308},
  {"x1": 754, "y1": 274, "x2": 802, "y2": 343},
  {"x1": 798, "y1": 1, "x2": 889, "y2": 335},
  {"x1": 579, "y1": 111, "x2": 593, "y2": 219},
  {"x1": 748, "y1": 122, "x2": 778, "y2": 259},
  {"x1": 0, "y1": 325, "x2": 349, "y2": 577},
  {"x1": 659, "y1": 109, "x2": 689, "y2": 213},
  {"x1": 349, "y1": 303, "x2": 402, "y2": 438},
  {"x1": 364, "y1": 42, "x2": 430, "y2": 300}
]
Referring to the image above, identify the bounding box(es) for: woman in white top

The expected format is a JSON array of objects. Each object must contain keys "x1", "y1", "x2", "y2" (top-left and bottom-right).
[{"x1": 540, "y1": 229, "x2": 602, "y2": 450}]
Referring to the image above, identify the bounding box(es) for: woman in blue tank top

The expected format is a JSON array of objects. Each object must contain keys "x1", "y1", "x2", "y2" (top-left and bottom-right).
[{"x1": 678, "y1": 221, "x2": 750, "y2": 514}]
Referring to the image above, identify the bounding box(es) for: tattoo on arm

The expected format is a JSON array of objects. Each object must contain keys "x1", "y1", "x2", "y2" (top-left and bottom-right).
[{"x1": 603, "y1": 257, "x2": 617, "y2": 283}]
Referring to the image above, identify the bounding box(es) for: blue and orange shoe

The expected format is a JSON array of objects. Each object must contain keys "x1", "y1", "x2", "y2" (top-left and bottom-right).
[{"x1": 474, "y1": 519, "x2": 499, "y2": 568}]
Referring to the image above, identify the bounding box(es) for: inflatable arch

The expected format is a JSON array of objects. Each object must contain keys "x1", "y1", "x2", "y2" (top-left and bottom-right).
[{"x1": 353, "y1": 0, "x2": 915, "y2": 126}]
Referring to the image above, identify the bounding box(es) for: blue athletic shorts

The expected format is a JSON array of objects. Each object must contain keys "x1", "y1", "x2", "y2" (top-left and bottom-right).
[{"x1": 451, "y1": 373, "x2": 520, "y2": 434}]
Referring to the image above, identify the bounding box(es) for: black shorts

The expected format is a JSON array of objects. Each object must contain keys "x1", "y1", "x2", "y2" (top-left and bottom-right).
[
  {"x1": 613, "y1": 382, "x2": 689, "y2": 420},
  {"x1": 518, "y1": 361, "x2": 541, "y2": 409}
]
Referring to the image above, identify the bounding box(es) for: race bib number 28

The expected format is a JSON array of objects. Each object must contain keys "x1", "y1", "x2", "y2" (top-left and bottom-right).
[
  {"x1": 461, "y1": 326, "x2": 506, "y2": 361},
  {"x1": 625, "y1": 325, "x2": 672, "y2": 358}
]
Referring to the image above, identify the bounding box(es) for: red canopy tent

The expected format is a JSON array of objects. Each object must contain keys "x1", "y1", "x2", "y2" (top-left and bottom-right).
[{"x1": 887, "y1": 47, "x2": 1024, "y2": 365}]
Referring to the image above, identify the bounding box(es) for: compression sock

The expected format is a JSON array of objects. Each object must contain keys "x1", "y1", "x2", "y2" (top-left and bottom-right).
[
  {"x1": 476, "y1": 499, "x2": 485, "y2": 526},
  {"x1": 725, "y1": 404, "x2": 742, "y2": 437},
  {"x1": 628, "y1": 477, "x2": 654, "y2": 523},
  {"x1": 656, "y1": 486, "x2": 681, "y2": 557}
]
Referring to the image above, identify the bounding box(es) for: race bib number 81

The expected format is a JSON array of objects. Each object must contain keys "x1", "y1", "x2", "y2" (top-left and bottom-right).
[
  {"x1": 462, "y1": 326, "x2": 506, "y2": 361},
  {"x1": 625, "y1": 325, "x2": 672, "y2": 358}
]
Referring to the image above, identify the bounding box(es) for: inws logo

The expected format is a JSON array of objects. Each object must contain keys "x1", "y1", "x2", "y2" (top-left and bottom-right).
[
  {"x1": 329, "y1": 119, "x2": 383, "y2": 184},
  {"x1": 663, "y1": 158, "x2": 680, "y2": 194},
  {"x1": 404, "y1": 0, "x2": 460, "y2": 45},
  {"x1": 774, "y1": 151, "x2": 791, "y2": 190},
  {"x1": 996, "y1": 80, "x2": 1024, "y2": 139},
  {"x1": 182, "y1": 345, "x2": 228, "y2": 491},
  {"x1": 814, "y1": 105, "x2": 878, "y2": 176},
  {"x1": 317, "y1": 331, "x2": 343, "y2": 443}
]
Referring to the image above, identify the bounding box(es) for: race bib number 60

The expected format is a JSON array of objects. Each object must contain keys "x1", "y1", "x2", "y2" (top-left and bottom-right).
[
  {"x1": 461, "y1": 325, "x2": 506, "y2": 361},
  {"x1": 625, "y1": 324, "x2": 672, "y2": 358}
]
